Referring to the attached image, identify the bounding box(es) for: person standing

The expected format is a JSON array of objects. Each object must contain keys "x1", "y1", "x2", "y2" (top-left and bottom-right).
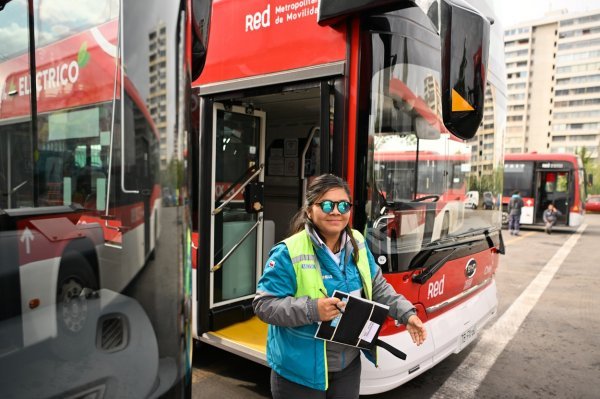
[
  {"x1": 542, "y1": 203, "x2": 562, "y2": 234},
  {"x1": 508, "y1": 190, "x2": 524, "y2": 236},
  {"x1": 253, "y1": 174, "x2": 426, "y2": 399}
]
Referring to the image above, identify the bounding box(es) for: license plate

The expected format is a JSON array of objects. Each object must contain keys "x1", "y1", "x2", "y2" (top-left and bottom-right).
[{"x1": 458, "y1": 325, "x2": 477, "y2": 351}]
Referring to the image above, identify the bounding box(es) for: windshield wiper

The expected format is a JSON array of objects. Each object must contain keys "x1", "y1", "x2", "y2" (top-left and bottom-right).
[
  {"x1": 412, "y1": 246, "x2": 463, "y2": 284},
  {"x1": 410, "y1": 227, "x2": 505, "y2": 284}
]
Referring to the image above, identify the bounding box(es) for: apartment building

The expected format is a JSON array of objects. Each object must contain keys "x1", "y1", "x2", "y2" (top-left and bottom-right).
[
  {"x1": 504, "y1": 9, "x2": 600, "y2": 159},
  {"x1": 148, "y1": 22, "x2": 169, "y2": 169}
]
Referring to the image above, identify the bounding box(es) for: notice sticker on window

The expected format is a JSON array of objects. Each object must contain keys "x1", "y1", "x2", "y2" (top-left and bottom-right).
[{"x1": 358, "y1": 320, "x2": 380, "y2": 344}]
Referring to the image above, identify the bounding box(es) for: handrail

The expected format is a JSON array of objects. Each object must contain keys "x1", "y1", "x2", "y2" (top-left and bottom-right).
[
  {"x1": 211, "y1": 217, "x2": 262, "y2": 272},
  {"x1": 212, "y1": 164, "x2": 263, "y2": 215}
]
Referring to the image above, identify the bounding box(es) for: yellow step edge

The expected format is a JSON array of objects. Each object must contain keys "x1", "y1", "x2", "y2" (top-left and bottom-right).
[{"x1": 210, "y1": 316, "x2": 268, "y2": 354}]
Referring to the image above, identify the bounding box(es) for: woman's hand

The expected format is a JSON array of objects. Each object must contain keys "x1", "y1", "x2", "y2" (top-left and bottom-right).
[
  {"x1": 406, "y1": 314, "x2": 427, "y2": 346},
  {"x1": 317, "y1": 297, "x2": 344, "y2": 321}
]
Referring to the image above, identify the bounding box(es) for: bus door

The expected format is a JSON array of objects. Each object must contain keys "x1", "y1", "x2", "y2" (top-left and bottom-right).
[
  {"x1": 209, "y1": 103, "x2": 265, "y2": 330},
  {"x1": 536, "y1": 170, "x2": 569, "y2": 225}
]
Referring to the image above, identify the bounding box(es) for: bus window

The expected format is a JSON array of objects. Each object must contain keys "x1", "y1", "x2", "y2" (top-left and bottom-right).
[{"x1": 503, "y1": 162, "x2": 534, "y2": 198}]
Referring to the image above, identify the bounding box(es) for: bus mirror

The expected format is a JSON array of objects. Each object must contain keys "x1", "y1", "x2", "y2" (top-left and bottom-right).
[
  {"x1": 190, "y1": 0, "x2": 213, "y2": 80},
  {"x1": 439, "y1": 0, "x2": 490, "y2": 140}
]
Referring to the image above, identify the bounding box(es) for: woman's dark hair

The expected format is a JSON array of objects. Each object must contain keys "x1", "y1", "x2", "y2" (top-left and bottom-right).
[{"x1": 289, "y1": 174, "x2": 360, "y2": 262}]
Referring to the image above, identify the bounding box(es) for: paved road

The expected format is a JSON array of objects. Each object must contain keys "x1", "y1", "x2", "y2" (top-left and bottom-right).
[{"x1": 192, "y1": 214, "x2": 600, "y2": 398}]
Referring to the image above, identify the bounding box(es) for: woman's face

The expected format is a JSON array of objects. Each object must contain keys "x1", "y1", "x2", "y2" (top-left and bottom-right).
[{"x1": 307, "y1": 187, "x2": 351, "y2": 240}]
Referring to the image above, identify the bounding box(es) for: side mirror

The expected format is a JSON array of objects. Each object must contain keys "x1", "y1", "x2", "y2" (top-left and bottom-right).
[
  {"x1": 190, "y1": 0, "x2": 213, "y2": 80},
  {"x1": 439, "y1": 0, "x2": 490, "y2": 140}
]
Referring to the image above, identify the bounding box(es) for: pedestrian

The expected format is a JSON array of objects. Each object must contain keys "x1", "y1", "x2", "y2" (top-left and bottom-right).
[
  {"x1": 508, "y1": 190, "x2": 524, "y2": 236},
  {"x1": 542, "y1": 203, "x2": 562, "y2": 234},
  {"x1": 253, "y1": 174, "x2": 426, "y2": 399}
]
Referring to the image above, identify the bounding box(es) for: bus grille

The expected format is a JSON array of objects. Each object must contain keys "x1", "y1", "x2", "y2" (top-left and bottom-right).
[{"x1": 98, "y1": 314, "x2": 128, "y2": 352}]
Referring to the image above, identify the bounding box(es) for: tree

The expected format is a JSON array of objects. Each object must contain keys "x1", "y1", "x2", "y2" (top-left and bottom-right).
[{"x1": 576, "y1": 147, "x2": 600, "y2": 196}]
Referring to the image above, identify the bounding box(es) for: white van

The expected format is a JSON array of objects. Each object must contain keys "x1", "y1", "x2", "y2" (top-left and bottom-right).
[{"x1": 465, "y1": 191, "x2": 479, "y2": 209}]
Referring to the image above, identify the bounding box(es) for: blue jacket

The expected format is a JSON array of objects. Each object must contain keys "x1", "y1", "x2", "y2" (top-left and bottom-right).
[{"x1": 253, "y1": 226, "x2": 416, "y2": 390}]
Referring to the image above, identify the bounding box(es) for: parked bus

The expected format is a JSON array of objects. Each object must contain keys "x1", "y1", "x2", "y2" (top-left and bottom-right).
[
  {"x1": 0, "y1": 0, "x2": 209, "y2": 397},
  {"x1": 190, "y1": 0, "x2": 506, "y2": 394},
  {"x1": 503, "y1": 153, "x2": 586, "y2": 229}
]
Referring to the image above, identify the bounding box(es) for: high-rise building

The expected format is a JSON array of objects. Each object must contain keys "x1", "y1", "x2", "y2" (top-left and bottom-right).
[
  {"x1": 468, "y1": 82, "x2": 504, "y2": 178},
  {"x1": 148, "y1": 22, "x2": 168, "y2": 169},
  {"x1": 504, "y1": 9, "x2": 600, "y2": 159}
]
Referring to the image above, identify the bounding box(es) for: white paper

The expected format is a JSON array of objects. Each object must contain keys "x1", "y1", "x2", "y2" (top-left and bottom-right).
[{"x1": 358, "y1": 320, "x2": 380, "y2": 344}]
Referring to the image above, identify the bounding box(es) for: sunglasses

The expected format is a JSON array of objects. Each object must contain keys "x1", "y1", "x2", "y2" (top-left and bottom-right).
[{"x1": 315, "y1": 200, "x2": 352, "y2": 214}]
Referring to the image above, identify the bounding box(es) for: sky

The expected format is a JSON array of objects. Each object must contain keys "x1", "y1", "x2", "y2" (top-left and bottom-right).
[{"x1": 496, "y1": 0, "x2": 600, "y2": 28}]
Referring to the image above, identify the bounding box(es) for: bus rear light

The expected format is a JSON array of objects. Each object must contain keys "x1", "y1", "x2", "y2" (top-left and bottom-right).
[
  {"x1": 29, "y1": 298, "x2": 40, "y2": 309},
  {"x1": 572, "y1": 205, "x2": 579, "y2": 213}
]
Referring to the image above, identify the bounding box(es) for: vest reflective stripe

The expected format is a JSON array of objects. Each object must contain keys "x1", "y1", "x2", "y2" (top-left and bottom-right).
[
  {"x1": 290, "y1": 254, "x2": 317, "y2": 263},
  {"x1": 283, "y1": 229, "x2": 372, "y2": 300}
]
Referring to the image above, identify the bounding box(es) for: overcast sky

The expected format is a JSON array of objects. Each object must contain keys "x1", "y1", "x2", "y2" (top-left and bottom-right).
[{"x1": 495, "y1": 0, "x2": 600, "y2": 28}]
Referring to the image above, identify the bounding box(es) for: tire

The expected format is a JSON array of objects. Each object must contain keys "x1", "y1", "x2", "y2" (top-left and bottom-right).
[
  {"x1": 56, "y1": 252, "x2": 98, "y2": 333},
  {"x1": 52, "y1": 251, "x2": 99, "y2": 359}
]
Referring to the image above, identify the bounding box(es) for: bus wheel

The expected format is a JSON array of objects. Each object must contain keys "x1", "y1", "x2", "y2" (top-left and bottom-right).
[
  {"x1": 502, "y1": 211, "x2": 509, "y2": 225},
  {"x1": 53, "y1": 251, "x2": 99, "y2": 359},
  {"x1": 56, "y1": 252, "x2": 98, "y2": 333}
]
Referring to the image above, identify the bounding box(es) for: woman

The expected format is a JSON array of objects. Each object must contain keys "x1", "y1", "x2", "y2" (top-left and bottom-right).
[{"x1": 253, "y1": 174, "x2": 426, "y2": 399}]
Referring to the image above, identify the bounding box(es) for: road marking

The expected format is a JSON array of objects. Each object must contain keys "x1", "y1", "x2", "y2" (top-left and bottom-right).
[
  {"x1": 504, "y1": 230, "x2": 536, "y2": 245},
  {"x1": 432, "y1": 223, "x2": 587, "y2": 399}
]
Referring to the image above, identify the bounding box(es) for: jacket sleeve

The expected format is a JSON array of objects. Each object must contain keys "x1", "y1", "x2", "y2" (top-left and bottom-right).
[
  {"x1": 253, "y1": 243, "x2": 320, "y2": 327},
  {"x1": 366, "y1": 247, "x2": 416, "y2": 325}
]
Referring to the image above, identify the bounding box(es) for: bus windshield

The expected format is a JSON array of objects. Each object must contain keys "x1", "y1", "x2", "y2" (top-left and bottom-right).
[
  {"x1": 363, "y1": 12, "x2": 502, "y2": 272},
  {"x1": 503, "y1": 161, "x2": 534, "y2": 198}
]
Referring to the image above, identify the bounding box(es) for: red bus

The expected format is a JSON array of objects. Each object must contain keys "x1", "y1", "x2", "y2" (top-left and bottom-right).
[
  {"x1": 190, "y1": 0, "x2": 506, "y2": 394},
  {"x1": 503, "y1": 153, "x2": 586, "y2": 229},
  {"x1": 0, "y1": 0, "x2": 207, "y2": 396}
]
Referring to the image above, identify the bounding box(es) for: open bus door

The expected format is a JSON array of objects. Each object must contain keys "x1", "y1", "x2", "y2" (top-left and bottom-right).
[
  {"x1": 194, "y1": 80, "x2": 332, "y2": 359},
  {"x1": 535, "y1": 170, "x2": 570, "y2": 226},
  {"x1": 207, "y1": 103, "x2": 266, "y2": 330}
]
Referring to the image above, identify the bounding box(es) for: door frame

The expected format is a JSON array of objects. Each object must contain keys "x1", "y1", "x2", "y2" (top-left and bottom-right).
[{"x1": 209, "y1": 102, "x2": 266, "y2": 309}]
